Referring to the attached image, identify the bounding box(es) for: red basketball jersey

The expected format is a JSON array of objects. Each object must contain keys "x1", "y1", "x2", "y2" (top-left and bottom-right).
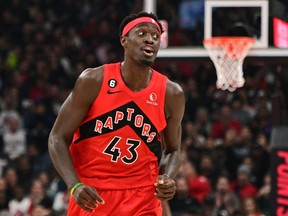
[{"x1": 70, "y1": 62, "x2": 167, "y2": 190}]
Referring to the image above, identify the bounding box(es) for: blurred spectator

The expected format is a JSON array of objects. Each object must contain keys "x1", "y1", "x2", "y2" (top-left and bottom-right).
[
  {"x1": 256, "y1": 173, "x2": 271, "y2": 216},
  {"x1": 199, "y1": 154, "x2": 220, "y2": 188},
  {"x1": 15, "y1": 155, "x2": 33, "y2": 194},
  {"x1": 0, "y1": 115, "x2": 26, "y2": 161},
  {"x1": 2, "y1": 166, "x2": 18, "y2": 202},
  {"x1": 26, "y1": 144, "x2": 52, "y2": 177},
  {"x1": 29, "y1": 204, "x2": 52, "y2": 216},
  {"x1": 211, "y1": 175, "x2": 241, "y2": 216},
  {"x1": 0, "y1": 157, "x2": 8, "y2": 179},
  {"x1": 8, "y1": 185, "x2": 30, "y2": 216},
  {"x1": 0, "y1": 107, "x2": 21, "y2": 134},
  {"x1": 222, "y1": 129, "x2": 240, "y2": 179},
  {"x1": 185, "y1": 78, "x2": 201, "y2": 122},
  {"x1": 28, "y1": 178, "x2": 52, "y2": 214},
  {"x1": 169, "y1": 176, "x2": 201, "y2": 216},
  {"x1": 201, "y1": 194, "x2": 215, "y2": 216},
  {"x1": 242, "y1": 196, "x2": 265, "y2": 216},
  {"x1": 211, "y1": 105, "x2": 243, "y2": 141},
  {"x1": 230, "y1": 165, "x2": 258, "y2": 200},
  {"x1": 236, "y1": 89, "x2": 257, "y2": 118},
  {"x1": 194, "y1": 107, "x2": 212, "y2": 142},
  {"x1": 52, "y1": 187, "x2": 69, "y2": 216},
  {"x1": 230, "y1": 96, "x2": 252, "y2": 126},
  {"x1": 179, "y1": 160, "x2": 211, "y2": 203},
  {"x1": 43, "y1": 168, "x2": 66, "y2": 200},
  {"x1": 0, "y1": 88, "x2": 21, "y2": 132},
  {"x1": 250, "y1": 94, "x2": 272, "y2": 138},
  {"x1": 0, "y1": 178, "x2": 9, "y2": 214},
  {"x1": 182, "y1": 121, "x2": 204, "y2": 148},
  {"x1": 249, "y1": 136, "x2": 270, "y2": 188},
  {"x1": 224, "y1": 127, "x2": 252, "y2": 180},
  {"x1": 193, "y1": 63, "x2": 216, "y2": 98},
  {"x1": 27, "y1": 77, "x2": 46, "y2": 102},
  {"x1": 27, "y1": 194, "x2": 53, "y2": 216},
  {"x1": 240, "y1": 126, "x2": 254, "y2": 148}
]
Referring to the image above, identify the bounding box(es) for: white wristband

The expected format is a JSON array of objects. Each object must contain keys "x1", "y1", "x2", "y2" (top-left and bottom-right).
[{"x1": 162, "y1": 174, "x2": 170, "y2": 178}]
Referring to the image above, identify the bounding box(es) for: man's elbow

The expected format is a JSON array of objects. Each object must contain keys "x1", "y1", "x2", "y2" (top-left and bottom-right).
[{"x1": 48, "y1": 133, "x2": 68, "y2": 153}]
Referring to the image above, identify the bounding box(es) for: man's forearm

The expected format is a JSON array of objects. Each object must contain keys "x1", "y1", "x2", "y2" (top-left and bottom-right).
[
  {"x1": 48, "y1": 135, "x2": 79, "y2": 190},
  {"x1": 159, "y1": 151, "x2": 180, "y2": 179}
]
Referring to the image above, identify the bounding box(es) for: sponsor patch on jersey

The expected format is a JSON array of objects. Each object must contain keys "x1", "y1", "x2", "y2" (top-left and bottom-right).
[{"x1": 146, "y1": 92, "x2": 158, "y2": 106}]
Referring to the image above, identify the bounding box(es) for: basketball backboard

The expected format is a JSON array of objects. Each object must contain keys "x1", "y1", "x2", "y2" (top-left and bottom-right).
[
  {"x1": 143, "y1": 0, "x2": 288, "y2": 58},
  {"x1": 204, "y1": 0, "x2": 269, "y2": 48}
]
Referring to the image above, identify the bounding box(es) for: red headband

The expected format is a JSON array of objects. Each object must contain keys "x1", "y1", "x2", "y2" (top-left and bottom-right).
[{"x1": 122, "y1": 17, "x2": 161, "y2": 36}]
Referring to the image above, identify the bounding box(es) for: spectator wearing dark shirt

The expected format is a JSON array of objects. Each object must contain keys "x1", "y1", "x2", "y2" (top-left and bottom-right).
[{"x1": 169, "y1": 176, "x2": 201, "y2": 216}]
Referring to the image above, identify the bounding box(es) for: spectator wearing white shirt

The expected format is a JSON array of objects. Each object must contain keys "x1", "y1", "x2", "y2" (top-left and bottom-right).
[
  {"x1": 8, "y1": 185, "x2": 31, "y2": 216},
  {"x1": 2, "y1": 116, "x2": 26, "y2": 160}
]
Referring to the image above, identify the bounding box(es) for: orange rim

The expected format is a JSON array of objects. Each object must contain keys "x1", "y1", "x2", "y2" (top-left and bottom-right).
[{"x1": 203, "y1": 36, "x2": 255, "y2": 47}]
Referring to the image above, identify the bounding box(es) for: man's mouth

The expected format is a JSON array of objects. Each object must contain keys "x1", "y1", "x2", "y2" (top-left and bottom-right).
[{"x1": 142, "y1": 46, "x2": 154, "y2": 57}]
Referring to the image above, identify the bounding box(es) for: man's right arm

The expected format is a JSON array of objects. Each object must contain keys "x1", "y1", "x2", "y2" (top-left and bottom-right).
[{"x1": 48, "y1": 67, "x2": 105, "y2": 211}]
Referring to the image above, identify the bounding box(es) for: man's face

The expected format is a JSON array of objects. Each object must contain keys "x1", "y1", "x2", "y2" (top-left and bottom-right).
[
  {"x1": 122, "y1": 23, "x2": 161, "y2": 66},
  {"x1": 237, "y1": 172, "x2": 249, "y2": 185},
  {"x1": 216, "y1": 177, "x2": 229, "y2": 194}
]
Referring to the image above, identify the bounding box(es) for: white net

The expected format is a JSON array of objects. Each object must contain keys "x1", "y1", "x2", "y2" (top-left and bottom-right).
[{"x1": 203, "y1": 37, "x2": 255, "y2": 92}]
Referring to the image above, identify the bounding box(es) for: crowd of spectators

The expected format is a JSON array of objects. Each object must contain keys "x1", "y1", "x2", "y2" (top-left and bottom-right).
[{"x1": 0, "y1": 0, "x2": 287, "y2": 215}]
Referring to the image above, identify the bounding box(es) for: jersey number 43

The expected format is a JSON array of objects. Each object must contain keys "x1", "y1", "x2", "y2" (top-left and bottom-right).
[{"x1": 103, "y1": 136, "x2": 140, "y2": 164}]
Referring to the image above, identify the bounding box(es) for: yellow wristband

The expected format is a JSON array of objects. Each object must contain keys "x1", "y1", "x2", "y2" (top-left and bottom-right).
[{"x1": 70, "y1": 182, "x2": 83, "y2": 196}]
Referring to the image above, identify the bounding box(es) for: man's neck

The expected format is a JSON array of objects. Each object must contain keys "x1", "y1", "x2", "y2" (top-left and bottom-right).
[{"x1": 120, "y1": 61, "x2": 152, "y2": 92}]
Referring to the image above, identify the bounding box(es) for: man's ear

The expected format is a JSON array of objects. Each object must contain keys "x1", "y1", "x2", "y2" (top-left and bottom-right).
[{"x1": 120, "y1": 36, "x2": 128, "y2": 48}]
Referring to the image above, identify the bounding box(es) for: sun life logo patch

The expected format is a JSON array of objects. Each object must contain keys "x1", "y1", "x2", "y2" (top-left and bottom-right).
[{"x1": 147, "y1": 92, "x2": 158, "y2": 106}]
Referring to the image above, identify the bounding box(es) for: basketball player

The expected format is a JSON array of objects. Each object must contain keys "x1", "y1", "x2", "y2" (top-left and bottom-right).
[{"x1": 48, "y1": 11, "x2": 185, "y2": 215}]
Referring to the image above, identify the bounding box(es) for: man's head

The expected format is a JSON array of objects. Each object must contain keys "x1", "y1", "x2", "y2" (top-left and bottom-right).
[
  {"x1": 216, "y1": 175, "x2": 230, "y2": 195},
  {"x1": 237, "y1": 165, "x2": 251, "y2": 186},
  {"x1": 175, "y1": 176, "x2": 189, "y2": 196},
  {"x1": 119, "y1": 12, "x2": 164, "y2": 66}
]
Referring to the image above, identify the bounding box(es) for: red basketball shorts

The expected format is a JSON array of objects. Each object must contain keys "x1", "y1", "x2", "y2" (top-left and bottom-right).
[{"x1": 67, "y1": 185, "x2": 162, "y2": 216}]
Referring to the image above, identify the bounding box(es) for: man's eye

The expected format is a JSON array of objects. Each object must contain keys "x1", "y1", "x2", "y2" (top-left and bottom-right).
[
  {"x1": 138, "y1": 32, "x2": 144, "y2": 36},
  {"x1": 152, "y1": 34, "x2": 159, "y2": 39}
]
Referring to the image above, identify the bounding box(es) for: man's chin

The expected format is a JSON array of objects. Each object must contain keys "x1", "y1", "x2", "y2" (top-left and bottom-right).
[{"x1": 140, "y1": 59, "x2": 154, "y2": 67}]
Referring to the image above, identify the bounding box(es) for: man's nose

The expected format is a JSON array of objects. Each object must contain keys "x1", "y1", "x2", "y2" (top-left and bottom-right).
[{"x1": 144, "y1": 34, "x2": 153, "y2": 43}]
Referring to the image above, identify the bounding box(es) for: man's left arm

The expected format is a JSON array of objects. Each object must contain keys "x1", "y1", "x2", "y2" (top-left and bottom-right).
[{"x1": 155, "y1": 80, "x2": 185, "y2": 201}]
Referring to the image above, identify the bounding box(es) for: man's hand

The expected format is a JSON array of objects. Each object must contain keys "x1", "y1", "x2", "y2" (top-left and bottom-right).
[
  {"x1": 154, "y1": 175, "x2": 176, "y2": 201},
  {"x1": 73, "y1": 185, "x2": 105, "y2": 212}
]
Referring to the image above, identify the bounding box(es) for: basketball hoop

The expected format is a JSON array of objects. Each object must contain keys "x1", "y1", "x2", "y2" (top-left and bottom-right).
[{"x1": 203, "y1": 37, "x2": 255, "y2": 92}]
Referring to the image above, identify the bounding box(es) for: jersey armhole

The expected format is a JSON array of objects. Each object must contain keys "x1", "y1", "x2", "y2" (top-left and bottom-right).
[
  {"x1": 158, "y1": 77, "x2": 168, "y2": 132},
  {"x1": 92, "y1": 64, "x2": 111, "y2": 104}
]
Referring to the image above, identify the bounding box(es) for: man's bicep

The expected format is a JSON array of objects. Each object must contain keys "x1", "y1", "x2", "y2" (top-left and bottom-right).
[
  {"x1": 52, "y1": 94, "x2": 91, "y2": 139},
  {"x1": 51, "y1": 69, "x2": 102, "y2": 140},
  {"x1": 163, "y1": 82, "x2": 185, "y2": 152}
]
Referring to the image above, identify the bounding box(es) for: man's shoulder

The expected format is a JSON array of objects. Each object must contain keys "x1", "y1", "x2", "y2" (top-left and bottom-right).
[
  {"x1": 78, "y1": 65, "x2": 105, "y2": 84},
  {"x1": 80, "y1": 66, "x2": 104, "y2": 77},
  {"x1": 77, "y1": 62, "x2": 121, "y2": 87},
  {"x1": 81, "y1": 62, "x2": 120, "y2": 76},
  {"x1": 164, "y1": 79, "x2": 185, "y2": 116},
  {"x1": 166, "y1": 79, "x2": 184, "y2": 97}
]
